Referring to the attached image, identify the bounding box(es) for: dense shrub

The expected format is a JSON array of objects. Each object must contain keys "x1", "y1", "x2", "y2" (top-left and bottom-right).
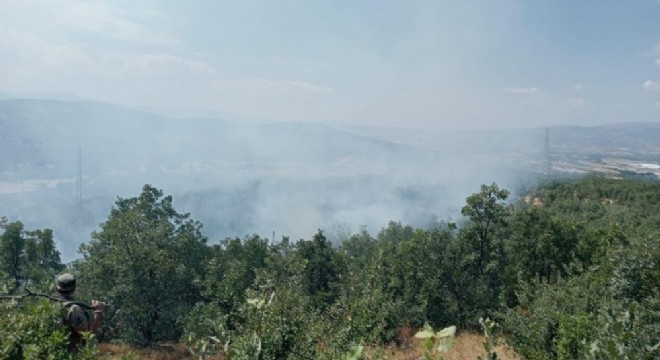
[{"x1": 0, "y1": 300, "x2": 98, "y2": 360}]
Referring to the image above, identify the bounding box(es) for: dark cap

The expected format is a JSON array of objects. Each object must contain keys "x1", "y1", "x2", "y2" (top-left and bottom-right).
[{"x1": 55, "y1": 273, "x2": 76, "y2": 293}]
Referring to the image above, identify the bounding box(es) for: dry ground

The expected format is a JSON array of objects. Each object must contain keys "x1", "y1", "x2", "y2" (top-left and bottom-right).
[
  {"x1": 373, "y1": 332, "x2": 519, "y2": 360},
  {"x1": 98, "y1": 332, "x2": 518, "y2": 360},
  {"x1": 98, "y1": 343, "x2": 207, "y2": 360}
]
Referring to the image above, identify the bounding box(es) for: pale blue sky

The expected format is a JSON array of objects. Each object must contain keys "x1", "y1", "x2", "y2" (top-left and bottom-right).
[{"x1": 1, "y1": 0, "x2": 659, "y2": 129}]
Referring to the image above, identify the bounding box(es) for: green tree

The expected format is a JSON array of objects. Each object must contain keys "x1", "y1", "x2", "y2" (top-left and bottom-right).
[
  {"x1": 0, "y1": 220, "x2": 25, "y2": 292},
  {"x1": 202, "y1": 235, "x2": 269, "y2": 314},
  {"x1": 377, "y1": 221, "x2": 415, "y2": 244},
  {"x1": 340, "y1": 227, "x2": 376, "y2": 269},
  {"x1": 297, "y1": 230, "x2": 339, "y2": 308},
  {"x1": 77, "y1": 184, "x2": 209, "y2": 345},
  {"x1": 508, "y1": 208, "x2": 589, "y2": 285},
  {"x1": 443, "y1": 183, "x2": 510, "y2": 325},
  {"x1": 460, "y1": 182, "x2": 510, "y2": 277},
  {"x1": 24, "y1": 228, "x2": 64, "y2": 288},
  {"x1": 377, "y1": 228, "x2": 455, "y2": 329}
]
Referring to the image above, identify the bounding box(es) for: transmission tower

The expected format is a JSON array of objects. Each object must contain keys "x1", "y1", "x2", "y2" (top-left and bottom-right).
[
  {"x1": 76, "y1": 145, "x2": 82, "y2": 207},
  {"x1": 544, "y1": 127, "x2": 552, "y2": 177}
]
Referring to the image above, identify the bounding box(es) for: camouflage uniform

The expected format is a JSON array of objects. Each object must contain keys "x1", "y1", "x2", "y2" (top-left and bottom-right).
[
  {"x1": 50, "y1": 293, "x2": 90, "y2": 351},
  {"x1": 54, "y1": 273, "x2": 93, "y2": 351}
]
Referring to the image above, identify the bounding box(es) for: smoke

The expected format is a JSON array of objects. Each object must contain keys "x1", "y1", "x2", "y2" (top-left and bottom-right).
[{"x1": 0, "y1": 99, "x2": 546, "y2": 261}]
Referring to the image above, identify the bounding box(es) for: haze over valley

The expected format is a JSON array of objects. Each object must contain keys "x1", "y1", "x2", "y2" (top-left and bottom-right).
[{"x1": 1, "y1": 98, "x2": 659, "y2": 260}]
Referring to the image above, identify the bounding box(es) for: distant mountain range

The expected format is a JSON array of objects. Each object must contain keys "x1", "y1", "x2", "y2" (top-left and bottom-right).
[
  {"x1": 2, "y1": 98, "x2": 659, "y2": 179},
  {"x1": 0, "y1": 99, "x2": 428, "y2": 181}
]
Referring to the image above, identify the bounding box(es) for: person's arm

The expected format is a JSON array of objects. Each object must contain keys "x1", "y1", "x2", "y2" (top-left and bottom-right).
[{"x1": 89, "y1": 300, "x2": 107, "y2": 333}]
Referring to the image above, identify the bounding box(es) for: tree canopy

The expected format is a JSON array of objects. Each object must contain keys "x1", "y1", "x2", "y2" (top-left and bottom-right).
[{"x1": 1, "y1": 176, "x2": 658, "y2": 359}]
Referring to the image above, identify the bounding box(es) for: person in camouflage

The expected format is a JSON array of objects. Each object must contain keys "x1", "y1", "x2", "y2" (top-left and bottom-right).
[{"x1": 54, "y1": 273, "x2": 106, "y2": 351}]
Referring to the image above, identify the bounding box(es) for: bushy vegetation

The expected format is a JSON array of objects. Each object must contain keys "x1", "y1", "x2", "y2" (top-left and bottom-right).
[
  {"x1": 1, "y1": 177, "x2": 658, "y2": 359},
  {"x1": 0, "y1": 300, "x2": 98, "y2": 360}
]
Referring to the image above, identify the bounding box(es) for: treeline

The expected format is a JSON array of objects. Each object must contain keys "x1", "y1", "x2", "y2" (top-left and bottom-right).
[{"x1": 1, "y1": 176, "x2": 659, "y2": 359}]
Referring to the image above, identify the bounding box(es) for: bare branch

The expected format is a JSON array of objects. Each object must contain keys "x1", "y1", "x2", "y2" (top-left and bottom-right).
[{"x1": 0, "y1": 288, "x2": 96, "y2": 310}]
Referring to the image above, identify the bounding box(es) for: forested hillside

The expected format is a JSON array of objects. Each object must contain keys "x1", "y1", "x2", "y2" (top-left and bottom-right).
[{"x1": 1, "y1": 176, "x2": 658, "y2": 359}]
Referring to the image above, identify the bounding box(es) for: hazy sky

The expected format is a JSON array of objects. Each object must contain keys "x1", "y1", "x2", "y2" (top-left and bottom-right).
[{"x1": 1, "y1": 0, "x2": 659, "y2": 129}]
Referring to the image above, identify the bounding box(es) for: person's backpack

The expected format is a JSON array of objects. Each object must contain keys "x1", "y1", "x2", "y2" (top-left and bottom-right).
[{"x1": 61, "y1": 301, "x2": 90, "y2": 351}]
